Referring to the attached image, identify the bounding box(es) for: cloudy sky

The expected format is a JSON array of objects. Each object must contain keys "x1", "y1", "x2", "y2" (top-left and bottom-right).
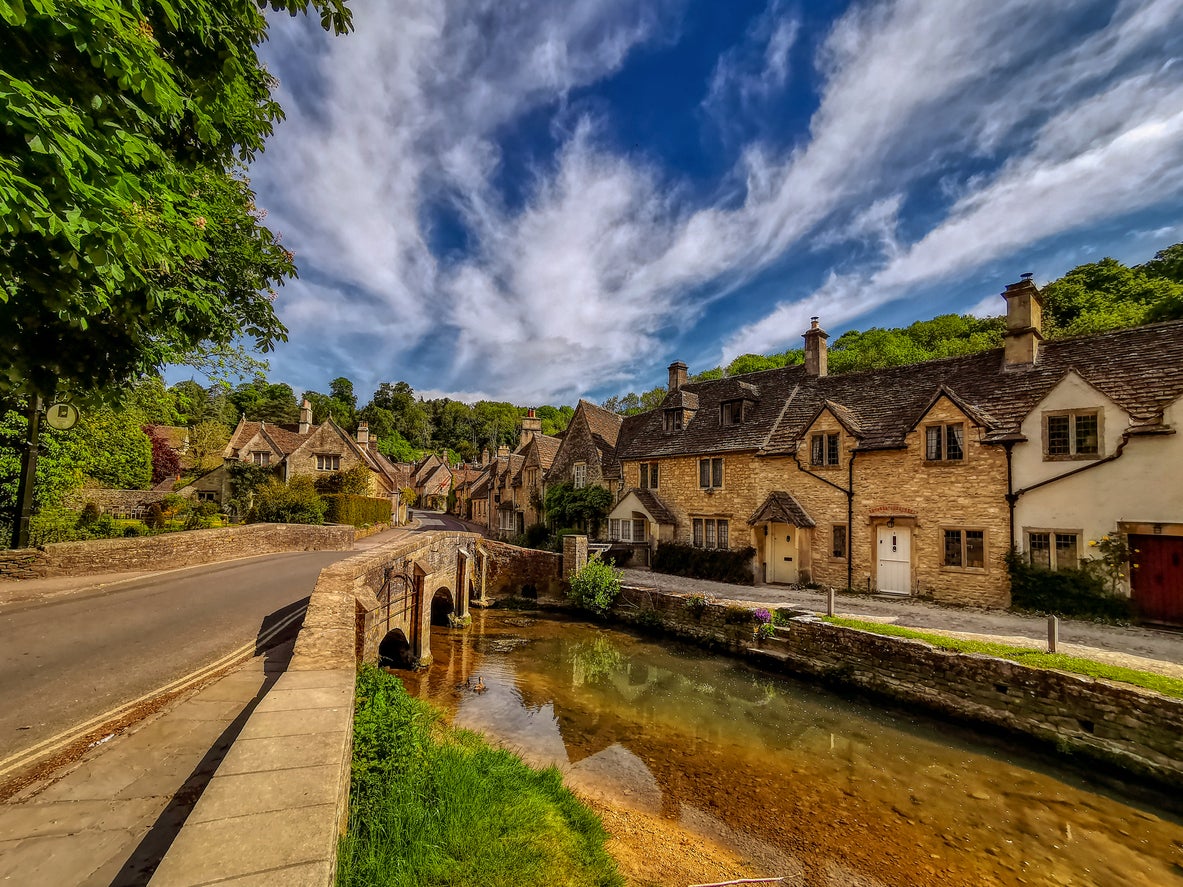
[{"x1": 247, "y1": 0, "x2": 1183, "y2": 406}]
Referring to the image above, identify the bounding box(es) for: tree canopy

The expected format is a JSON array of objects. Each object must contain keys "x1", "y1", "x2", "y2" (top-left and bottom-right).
[{"x1": 0, "y1": 0, "x2": 352, "y2": 398}]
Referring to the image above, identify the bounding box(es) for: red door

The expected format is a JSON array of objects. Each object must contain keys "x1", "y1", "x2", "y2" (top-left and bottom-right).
[{"x1": 1130, "y1": 535, "x2": 1183, "y2": 625}]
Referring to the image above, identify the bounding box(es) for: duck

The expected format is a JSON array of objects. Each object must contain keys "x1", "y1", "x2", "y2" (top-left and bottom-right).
[{"x1": 473, "y1": 676, "x2": 487, "y2": 694}]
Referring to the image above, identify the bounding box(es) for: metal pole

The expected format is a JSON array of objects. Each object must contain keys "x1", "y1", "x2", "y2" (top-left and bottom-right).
[
  {"x1": 1047, "y1": 615, "x2": 1059, "y2": 653},
  {"x1": 11, "y1": 396, "x2": 42, "y2": 550}
]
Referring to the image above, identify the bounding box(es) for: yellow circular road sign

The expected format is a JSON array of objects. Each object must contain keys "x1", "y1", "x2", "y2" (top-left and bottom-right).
[{"x1": 45, "y1": 402, "x2": 80, "y2": 430}]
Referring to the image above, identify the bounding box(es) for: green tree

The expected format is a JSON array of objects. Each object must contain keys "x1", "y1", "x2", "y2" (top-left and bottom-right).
[
  {"x1": 229, "y1": 375, "x2": 299, "y2": 424},
  {"x1": 1039, "y1": 257, "x2": 1183, "y2": 336},
  {"x1": 0, "y1": 402, "x2": 85, "y2": 528},
  {"x1": 74, "y1": 406, "x2": 152, "y2": 489},
  {"x1": 0, "y1": 0, "x2": 352, "y2": 398},
  {"x1": 188, "y1": 419, "x2": 231, "y2": 472}
]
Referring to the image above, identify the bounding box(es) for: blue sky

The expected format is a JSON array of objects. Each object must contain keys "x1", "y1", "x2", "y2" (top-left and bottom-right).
[{"x1": 243, "y1": 0, "x2": 1183, "y2": 407}]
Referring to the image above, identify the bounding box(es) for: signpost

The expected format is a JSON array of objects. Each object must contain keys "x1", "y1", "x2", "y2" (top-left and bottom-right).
[{"x1": 10, "y1": 398, "x2": 78, "y2": 550}]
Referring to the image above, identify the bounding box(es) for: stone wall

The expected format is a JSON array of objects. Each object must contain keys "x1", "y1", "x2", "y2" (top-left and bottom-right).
[
  {"x1": 0, "y1": 548, "x2": 48, "y2": 580},
  {"x1": 33, "y1": 523, "x2": 355, "y2": 577},
  {"x1": 65, "y1": 488, "x2": 174, "y2": 516},
  {"x1": 478, "y1": 539, "x2": 563, "y2": 600},
  {"x1": 608, "y1": 586, "x2": 1183, "y2": 791}
]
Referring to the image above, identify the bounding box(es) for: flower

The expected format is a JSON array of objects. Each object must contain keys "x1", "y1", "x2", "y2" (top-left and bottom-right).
[{"x1": 753, "y1": 608, "x2": 772, "y2": 624}]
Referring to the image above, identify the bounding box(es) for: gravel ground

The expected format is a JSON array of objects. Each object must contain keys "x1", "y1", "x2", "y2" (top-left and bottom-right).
[{"x1": 620, "y1": 567, "x2": 1183, "y2": 680}]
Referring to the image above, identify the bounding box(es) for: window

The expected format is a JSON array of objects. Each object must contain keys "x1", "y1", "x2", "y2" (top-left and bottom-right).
[
  {"x1": 196, "y1": 491, "x2": 218, "y2": 502},
  {"x1": 692, "y1": 517, "x2": 729, "y2": 549},
  {"x1": 573, "y1": 462, "x2": 587, "y2": 489},
  {"x1": 1026, "y1": 531, "x2": 1080, "y2": 570},
  {"x1": 721, "y1": 399, "x2": 746, "y2": 426},
  {"x1": 251, "y1": 451, "x2": 271, "y2": 466},
  {"x1": 925, "y1": 423, "x2": 964, "y2": 461},
  {"x1": 1044, "y1": 411, "x2": 1100, "y2": 459},
  {"x1": 698, "y1": 457, "x2": 724, "y2": 489},
  {"x1": 811, "y1": 432, "x2": 840, "y2": 467},
  {"x1": 316, "y1": 454, "x2": 341, "y2": 471},
  {"x1": 943, "y1": 529, "x2": 985, "y2": 569},
  {"x1": 664, "y1": 409, "x2": 683, "y2": 432},
  {"x1": 640, "y1": 462, "x2": 659, "y2": 489},
  {"x1": 832, "y1": 525, "x2": 847, "y2": 559}
]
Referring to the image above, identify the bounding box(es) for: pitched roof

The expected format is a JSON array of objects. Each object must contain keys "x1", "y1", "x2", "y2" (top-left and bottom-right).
[
  {"x1": 620, "y1": 320, "x2": 1183, "y2": 459},
  {"x1": 631, "y1": 488, "x2": 677, "y2": 524},
  {"x1": 748, "y1": 491, "x2": 816, "y2": 528},
  {"x1": 580, "y1": 399, "x2": 624, "y2": 446}
]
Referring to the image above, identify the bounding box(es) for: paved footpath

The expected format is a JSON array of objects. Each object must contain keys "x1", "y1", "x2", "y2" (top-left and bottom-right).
[
  {"x1": 0, "y1": 640, "x2": 292, "y2": 887},
  {"x1": 621, "y1": 568, "x2": 1183, "y2": 680}
]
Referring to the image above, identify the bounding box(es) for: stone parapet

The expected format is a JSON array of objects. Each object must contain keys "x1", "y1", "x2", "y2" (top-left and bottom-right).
[{"x1": 0, "y1": 548, "x2": 48, "y2": 580}]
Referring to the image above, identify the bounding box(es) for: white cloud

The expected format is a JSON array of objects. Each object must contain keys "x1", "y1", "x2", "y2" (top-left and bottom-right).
[{"x1": 704, "y1": 1, "x2": 800, "y2": 122}]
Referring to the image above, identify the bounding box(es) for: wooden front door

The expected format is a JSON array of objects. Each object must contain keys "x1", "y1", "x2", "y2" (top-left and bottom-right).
[
  {"x1": 768, "y1": 522, "x2": 799, "y2": 584},
  {"x1": 1130, "y1": 535, "x2": 1183, "y2": 625},
  {"x1": 876, "y1": 525, "x2": 911, "y2": 594}
]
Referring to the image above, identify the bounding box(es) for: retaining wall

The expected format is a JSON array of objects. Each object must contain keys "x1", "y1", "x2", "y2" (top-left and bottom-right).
[
  {"x1": 611, "y1": 586, "x2": 1183, "y2": 792},
  {"x1": 0, "y1": 523, "x2": 355, "y2": 581}
]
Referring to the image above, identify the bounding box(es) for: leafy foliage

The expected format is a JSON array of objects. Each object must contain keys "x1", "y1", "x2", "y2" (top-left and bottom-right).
[
  {"x1": 0, "y1": 1, "x2": 352, "y2": 397},
  {"x1": 544, "y1": 482, "x2": 613, "y2": 534},
  {"x1": 322, "y1": 493, "x2": 391, "y2": 527},
  {"x1": 314, "y1": 463, "x2": 371, "y2": 495},
  {"x1": 651, "y1": 542, "x2": 756, "y2": 585},
  {"x1": 142, "y1": 424, "x2": 181, "y2": 484},
  {"x1": 1006, "y1": 551, "x2": 1133, "y2": 622},
  {"x1": 249, "y1": 475, "x2": 325, "y2": 524},
  {"x1": 567, "y1": 557, "x2": 624, "y2": 616}
]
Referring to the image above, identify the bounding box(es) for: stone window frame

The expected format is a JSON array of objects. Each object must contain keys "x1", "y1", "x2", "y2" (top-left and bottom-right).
[
  {"x1": 639, "y1": 461, "x2": 659, "y2": 490},
  {"x1": 1024, "y1": 527, "x2": 1083, "y2": 571},
  {"x1": 831, "y1": 523, "x2": 848, "y2": 559},
  {"x1": 923, "y1": 422, "x2": 966, "y2": 463},
  {"x1": 810, "y1": 432, "x2": 841, "y2": 468},
  {"x1": 316, "y1": 453, "x2": 341, "y2": 471},
  {"x1": 250, "y1": 450, "x2": 271, "y2": 466},
  {"x1": 698, "y1": 457, "x2": 724, "y2": 490},
  {"x1": 573, "y1": 461, "x2": 587, "y2": 489},
  {"x1": 940, "y1": 526, "x2": 988, "y2": 572},
  {"x1": 692, "y1": 516, "x2": 729, "y2": 549},
  {"x1": 1041, "y1": 409, "x2": 1103, "y2": 461}
]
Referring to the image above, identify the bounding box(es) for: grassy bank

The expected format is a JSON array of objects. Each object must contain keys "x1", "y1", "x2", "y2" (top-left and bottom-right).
[
  {"x1": 824, "y1": 617, "x2": 1183, "y2": 700},
  {"x1": 338, "y1": 665, "x2": 623, "y2": 887}
]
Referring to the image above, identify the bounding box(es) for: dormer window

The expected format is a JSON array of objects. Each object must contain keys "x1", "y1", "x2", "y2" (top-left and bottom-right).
[
  {"x1": 1043, "y1": 410, "x2": 1100, "y2": 460},
  {"x1": 251, "y1": 451, "x2": 271, "y2": 466},
  {"x1": 810, "y1": 433, "x2": 840, "y2": 467},
  {"x1": 721, "y1": 399, "x2": 747, "y2": 426},
  {"x1": 925, "y1": 423, "x2": 964, "y2": 461},
  {"x1": 663, "y1": 409, "x2": 684, "y2": 432}
]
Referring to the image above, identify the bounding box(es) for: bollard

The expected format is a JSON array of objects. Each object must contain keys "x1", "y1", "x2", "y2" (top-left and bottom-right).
[
  {"x1": 827, "y1": 587, "x2": 835, "y2": 617},
  {"x1": 1047, "y1": 614, "x2": 1059, "y2": 653}
]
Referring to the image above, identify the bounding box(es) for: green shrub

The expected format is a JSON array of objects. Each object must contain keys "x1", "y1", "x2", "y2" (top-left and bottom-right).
[
  {"x1": 249, "y1": 476, "x2": 326, "y2": 525},
  {"x1": 567, "y1": 557, "x2": 623, "y2": 616},
  {"x1": 651, "y1": 542, "x2": 756, "y2": 585},
  {"x1": 723, "y1": 604, "x2": 755, "y2": 625},
  {"x1": 322, "y1": 494, "x2": 392, "y2": 527},
  {"x1": 78, "y1": 501, "x2": 101, "y2": 526},
  {"x1": 183, "y1": 499, "x2": 220, "y2": 530},
  {"x1": 1007, "y1": 551, "x2": 1133, "y2": 622},
  {"x1": 684, "y1": 594, "x2": 708, "y2": 619},
  {"x1": 123, "y1": 522, "x2": 149, "y2": 537},
  {"x1": 523, "y1": 522, "x2": 551, "y2": 549}
]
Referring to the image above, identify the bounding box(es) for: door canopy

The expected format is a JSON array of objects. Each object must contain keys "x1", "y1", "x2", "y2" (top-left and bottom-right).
[{"x1": 748, "y1": 491, "x2": 816, "y2": 528}]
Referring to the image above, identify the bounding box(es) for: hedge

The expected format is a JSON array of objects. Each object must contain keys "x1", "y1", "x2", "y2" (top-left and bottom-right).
[
  {"x1": 1006, "y1": 552, "x2": 1134, "y2": 622},
  {"x1": 323, "y1": 494, "x2": 393, "y2": 527},
  {"x1": 651, "y1": 542, "x2": 756, "y2": 585}
]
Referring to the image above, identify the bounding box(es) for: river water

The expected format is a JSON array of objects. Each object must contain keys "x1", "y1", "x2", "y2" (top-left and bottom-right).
[{"x1": 396, "y1": 610, "x2": 1183, "y2": 887}]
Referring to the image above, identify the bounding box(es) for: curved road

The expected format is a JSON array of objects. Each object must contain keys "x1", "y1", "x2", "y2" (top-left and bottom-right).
[{"x1": 0, "y1": 550, "x2": 351, "y2": 763}]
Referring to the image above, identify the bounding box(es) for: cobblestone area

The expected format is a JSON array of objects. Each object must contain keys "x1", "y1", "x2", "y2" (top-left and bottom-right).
[{"x1": 620, "y1": 568, "x2": 1183, "y2": 680}]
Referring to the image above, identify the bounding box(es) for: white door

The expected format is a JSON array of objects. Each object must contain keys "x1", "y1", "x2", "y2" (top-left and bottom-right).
[
  {"x1": 876, "y1": 525, "x2": 911, "y2": 594},
  {"x1": 769, "y1": 523, "x2": 799, "y2": 584}
]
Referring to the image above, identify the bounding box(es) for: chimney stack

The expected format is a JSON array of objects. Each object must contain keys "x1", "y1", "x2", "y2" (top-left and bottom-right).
[
  {"x1": 668, "y1": 361, "x2": 688, "y2": 392},
  {"x1": 299, "y1": 398, "x2": 312, "y2": 434},
  {"x1": 519, "y1": 408, "x2": 542, "y2": 448},
  {"x1": 497, "y1": 444, "x2": 510, "y2": 458},
  {"x1": 480, "y1": 447, "x2": 489, "y2": 466},
  {"x1": 1002, "y1": 274, "x2": 1044, "y2": 369},
  {"x1": 356, "y1": 420, "x2": 369, "y2": 446},
  {"x1": 803, "y1": 317, "x2": 828, "y2": 377}
]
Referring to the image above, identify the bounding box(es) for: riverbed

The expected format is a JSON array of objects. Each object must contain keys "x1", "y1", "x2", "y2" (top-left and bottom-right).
[{"x1": 396, "y1": 610, "x2": 1183, "y2": 887}]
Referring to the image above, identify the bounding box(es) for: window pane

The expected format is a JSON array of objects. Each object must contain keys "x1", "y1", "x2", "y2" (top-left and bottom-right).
[
  {"x1": 827, "y1": 433, "x2": 840, "y2": 466},
  {"x1": 705, "y1": 520, "x2": 716, "y2": 549},
  {"x1": 1047, "y1": 416, "x2": 1070, "y2": 455},
  {"x1": 699, "y1": 460, "x2": 710, "y2": 487},
  {"x1": 832, "y1": 525, "x2": 847, "y2": 558},
  {"x1": 811, "y1": 435, "x2": 824, "y2": 466},
  {"x1": 634, "y1": 519, "x2": 647, "y2": 541},
  {"x1": 965, "y1": 530, "x2": 984, "y2": 568},
  {"x1": 651, "y1": 463, "x2": 658, "y2": 488},
  {"x1": 1055, "y1": 533, "x2": 1079, "y2": 569},
  {"x1": 639, "y1": 464, "x2": 648, "y2": 489},
  {"x1": 620, "y1": 520, "x2": 631, "y2": 542},
  {"x1": 717, "y1": 520, "x2": 728, "y2": 549},
  {"x1": 693, "y1": 519, "x2": 704, "y2": 547},
  {"x1": 1075, "y1": 414, "x2": 1099, "y2": 455},
  {"x1": 926, "y1": 426, "x2": 942, "y2": 460},
  {"x1": 1028, "y1": 532, "x2": 1051, "y2": 569},
  {"x1": 712, "y1": 458, "x2": 724, "y2": 488},
  {"x1": 946, "y1": 424, "x2": 964, "y2": 460},
  {"x1": 943, "y1": 529, "x2": 963, "y2": 566}
]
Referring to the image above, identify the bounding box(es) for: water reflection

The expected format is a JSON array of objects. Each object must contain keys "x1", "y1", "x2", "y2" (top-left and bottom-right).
[{"x1": 398, "y1": 610, "x2": 1183, "y2": 887}]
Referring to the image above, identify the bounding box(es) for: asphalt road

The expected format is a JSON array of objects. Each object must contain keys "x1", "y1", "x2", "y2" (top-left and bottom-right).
[{"x1": 0, "y1": 549, "x2": 352, "y2": 762}]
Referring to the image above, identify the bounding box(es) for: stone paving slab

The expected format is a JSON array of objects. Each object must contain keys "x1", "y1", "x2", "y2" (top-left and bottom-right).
[{"x1": 0, "y1": 644, "x2": 288, "y2": 887}]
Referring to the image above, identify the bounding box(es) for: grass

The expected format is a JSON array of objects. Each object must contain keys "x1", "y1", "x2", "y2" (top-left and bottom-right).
[
  {"x1": 823, "y1": 617, "x2": 1183, "y2": 700},
  {"x1": 338, "y1": 665, "x2": 623, "y2": 887}
]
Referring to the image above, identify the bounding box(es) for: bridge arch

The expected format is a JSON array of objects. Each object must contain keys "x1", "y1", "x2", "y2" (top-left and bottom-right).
[
  {"x1": 430, "y1": 586, "x2": 455, "y2": 626},
  {"x1": 377, "y1": 628, "x2": 413, "y2": 668}
]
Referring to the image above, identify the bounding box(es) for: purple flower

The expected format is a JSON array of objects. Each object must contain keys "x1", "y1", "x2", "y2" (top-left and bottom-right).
[{"x1": 754, "y1": 608, "x2": 772, "y2": 624}]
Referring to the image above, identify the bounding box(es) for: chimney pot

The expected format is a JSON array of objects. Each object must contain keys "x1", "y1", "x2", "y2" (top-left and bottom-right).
[
  {"x1": 803, "y1": 317, "x2": 829, "y2": 377},
  {"x1": 356, "y1": 420, "x2": 369, "y2": 446}
]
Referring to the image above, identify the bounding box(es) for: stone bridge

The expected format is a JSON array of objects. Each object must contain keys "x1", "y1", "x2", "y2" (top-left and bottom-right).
[{"x1": 291, "y1": 531, "x2": 564, "y2": 671}]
